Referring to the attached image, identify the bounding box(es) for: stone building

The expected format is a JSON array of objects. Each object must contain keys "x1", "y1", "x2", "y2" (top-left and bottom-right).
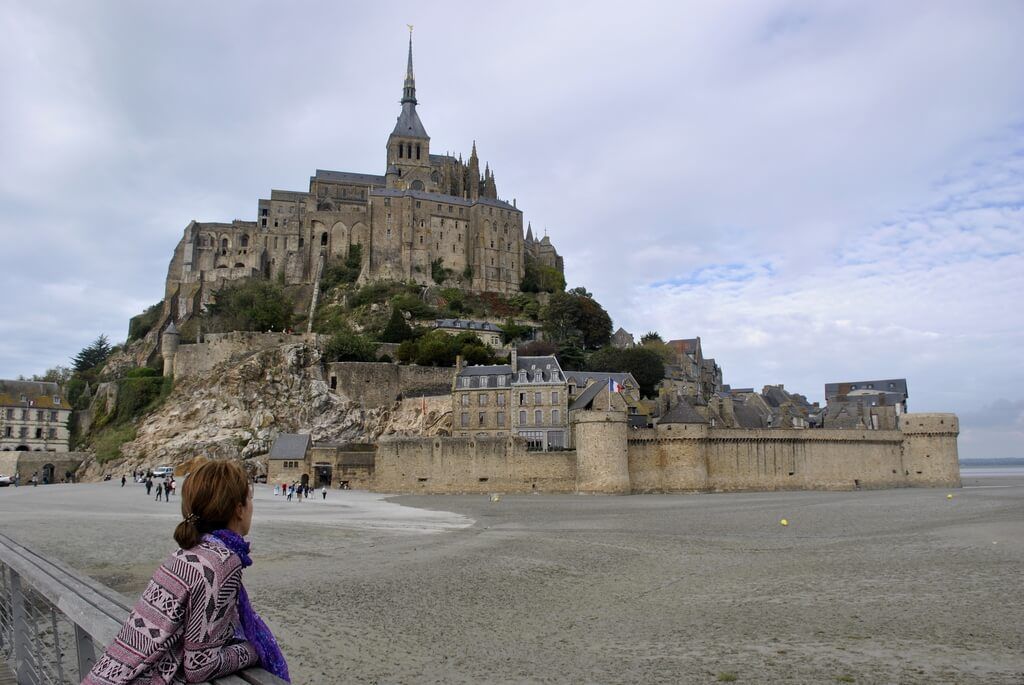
[
  {"x1": 434, "y1": 318, "x2": 504, "y2": 349},
  {"x1": 162, "y1": 33, "x2": 563, "y2": 329},
  {"x1": 266, "y1": 432, "x2": 375, "y2": 489},
  {"x1": 452, "y1": 350, "x2": 569, "y2": 450},
  {"x1": 0, "y1": 381, "x2": 71, "y2": 453},
  {"x1": 823, "y1": 378, "x2": 908, "y2": 430},
  {"x1": 663, "y1": 337, "x2": 723, "y2": 405},
  {"x1": 609, "y1": 327, "x2": 635, "y2": 349}
]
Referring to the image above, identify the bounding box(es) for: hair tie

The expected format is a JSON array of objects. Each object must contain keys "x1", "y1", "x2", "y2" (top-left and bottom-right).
[{"x1": 184, "y1": 513, "x2": 200, "y2": 524}]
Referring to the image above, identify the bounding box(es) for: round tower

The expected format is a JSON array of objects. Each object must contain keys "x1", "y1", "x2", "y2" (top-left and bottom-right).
[
  {"x1": 900, "y1": 413, "x2": 961, "y2": 487},
  {"x1": 572, "y1": 410, "x2": 630, "y2": 494},
  {"x1": 161, "y1": 322, "x2": 180, "y2": 377}
]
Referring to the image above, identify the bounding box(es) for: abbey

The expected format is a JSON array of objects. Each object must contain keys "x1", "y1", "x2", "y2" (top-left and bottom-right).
[{"x1": 164, "y1": 34, "x2": 562, "y2": 321}]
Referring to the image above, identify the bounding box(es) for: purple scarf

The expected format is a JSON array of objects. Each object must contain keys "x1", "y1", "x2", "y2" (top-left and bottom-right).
[{"x1": 206, "y1": 530, "x2": 290, "y2": 683}]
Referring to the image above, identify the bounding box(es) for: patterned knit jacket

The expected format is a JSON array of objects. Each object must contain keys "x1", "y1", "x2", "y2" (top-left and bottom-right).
[{"x1": 82, "y1": 539, "x2": 259, "y2": 684}]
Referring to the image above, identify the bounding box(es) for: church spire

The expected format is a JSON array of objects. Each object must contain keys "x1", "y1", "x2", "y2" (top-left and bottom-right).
[{"x1": 402, "y1": 26, "x2": 416, "y2": 105}]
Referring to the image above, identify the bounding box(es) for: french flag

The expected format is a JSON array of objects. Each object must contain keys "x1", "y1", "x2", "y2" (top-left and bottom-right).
[{"x1": 607, "y1": 378, "x2": 622, "y2": 393}]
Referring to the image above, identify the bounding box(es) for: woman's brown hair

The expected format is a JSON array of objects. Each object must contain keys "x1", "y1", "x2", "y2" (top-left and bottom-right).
[{"x1": 174, "y1": 459, "x2": 250, "y2": 549}]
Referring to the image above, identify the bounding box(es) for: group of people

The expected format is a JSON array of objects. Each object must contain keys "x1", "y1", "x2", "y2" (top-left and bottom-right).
[
  {"x1": 122, "y1": 470, "x2": 176, "y2": 502},
  {"x1": 274, "y1": 481, "x2": 327, "y2": 501}
]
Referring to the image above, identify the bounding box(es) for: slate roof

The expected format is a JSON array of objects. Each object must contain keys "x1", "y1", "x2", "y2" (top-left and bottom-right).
[
  {"x1": 667, "y1": 338, "x2": 700, "y2": 356},
  {"x1": 658, "y1": 398, "x2": 707, "y2": 425},
  {"x1": 268, "y1": 433, "x2": 311, "y2": 460},
  {"x1": 515, "y1": 356, "x2": 564, "y2": 383},
  {"x1": 0, "y1": 380, "x2": 67, "y2": 410},
  {"x1": 314, "y1": 170, "x2": 387, "y2": 186},
  {"x1": 824, "y1": 379, "x2": 908, "y2": 399},
  {"x1": 564, "y1": 371, "x2": 636, "y2": 388},
  {"x1": 569, "y1": 382, "x2": 605, "y2": 411},
  {"x1": 392, "y1": 102, "x2": 429, "y2": 139},
  {"x1": 435, "y1": 319, "x2": 502, "y2": 333},
  {"x1": 369, "y1": 187, "x2": 519, "y2": 212},
  {"x1": 733, "y1": 401, "x2": 768, "y2": 429},
  {"x1": 455, "y1": 364, "x2": 513, "y2": 389}
]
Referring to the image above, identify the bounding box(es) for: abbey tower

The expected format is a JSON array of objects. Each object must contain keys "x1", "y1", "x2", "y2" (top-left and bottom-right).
[{"x1": 162, "y1": 32, "x2": 563, "y2": 324}]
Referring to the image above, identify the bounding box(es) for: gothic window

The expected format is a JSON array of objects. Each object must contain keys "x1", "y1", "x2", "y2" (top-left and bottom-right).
[
  {"x1": 321, "y1": 233, "x2": 328, "y2": 246},
  {"x1": 416, "y1": 144, "x2": 421, "y2": 159},
  {"x1": 241, "y1": 234, "x2": 249, "y2": 248},
  {"x1": 298, "y1": 237, "x2": 304, "y2": 248},
  {"x1": 407, "y1": 143, "x2": 413, "y2": 158},
  {"x1": 398, "y1": 144, "x2": 403, "y2": 159},
  {"x1": 431, "y1": 171, "x2": 440, "y2": 183},
  {"x1": 221, "y1": 238, "x2": 229, "y2": 254}
]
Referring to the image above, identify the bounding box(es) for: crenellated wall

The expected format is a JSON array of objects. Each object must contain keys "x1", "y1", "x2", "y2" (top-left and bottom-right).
[{"x1": 371, "y1": 412, "x2": 960, "y2": 494}]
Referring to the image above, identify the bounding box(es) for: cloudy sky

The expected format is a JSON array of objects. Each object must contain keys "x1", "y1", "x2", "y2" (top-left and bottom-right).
[{"x1": 1, "y1": 2, "x2": 1022, "y2": 458}]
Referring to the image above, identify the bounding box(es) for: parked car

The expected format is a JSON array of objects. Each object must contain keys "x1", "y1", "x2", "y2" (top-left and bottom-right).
[
  {"x1": 152, "y1": 466, "x2": 174, "y2": 479},
  {"x1": 0, "y1": 474, "x2": 12, "y2": 487}
]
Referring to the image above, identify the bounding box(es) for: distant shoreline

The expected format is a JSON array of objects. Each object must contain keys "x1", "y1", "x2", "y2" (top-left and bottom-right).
[{"x1": 960, "y1": 458, "x2": 1024, "y2": 467}]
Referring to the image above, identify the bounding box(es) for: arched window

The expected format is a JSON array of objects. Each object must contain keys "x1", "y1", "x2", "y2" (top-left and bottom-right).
[
  {"x1": 220, "y1": 238, "x2": 228, "y2": 254},
  {"x1": 415, "y1": 144, "x2": 421, "y2": 159},
  {"x1": 240, "y1": 234, "x2": 249, "y2": 248},
  {"x1": 321, "y1": 232, "x2": 328, "y2": 246},
  {"x1": 406, "y1": 143, "x2": 412, "y2": 158},
  {"x1": 398, "y1": 144, "x2": 403, "y2": 159}
]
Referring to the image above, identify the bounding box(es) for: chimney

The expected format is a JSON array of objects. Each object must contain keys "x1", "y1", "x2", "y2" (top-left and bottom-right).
[
  {"x1": 455, "y1": 354, "x2": 463, "y2": 369},
  {"x1": 510, "y1": 348, "x2": 518, "y2": 371}
]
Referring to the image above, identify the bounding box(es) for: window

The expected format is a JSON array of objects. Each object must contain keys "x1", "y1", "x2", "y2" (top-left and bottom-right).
[
  {"x1": 552, "y1": 409, "x2": 560, "y2": 424},
  {"x1": 480, "y1": 376, "x2": 488, "y2": 388},
  {"x1": 519, "y1": 410, "x2": 526, "y2": 425},
  {"x1": 19, "y1": 427, "x2": 27, "y2": 438},
  {"x1": 534, "y1": 409, "x2": 543, "y2": 425},
  {"x1": 53, "y1": 396, "x2": 61, "y2": 406},
  {"x1": 497, "y1": 376, "x2": 505, "y2": 387},
  {"x1": 3, "y1": 427, "x2": 10, "y2": 437},
  {"x1": 461, "y1": 394, "x2": 469, "y2": 407},
  {"x1": 534, "y1": 392, "x2": 542, "y2": 405},
  {"x1": 461, "y1": 378, "x2": 471, "y2": 388},
  {"x1": 551, "y1": 391, "x2": 559, "y2": 404},
  {"x1": 21, "y1": 410, "x2": 28, "y2": 420},
  {"x1": 5, "y1": 408, "x2": 12, "y2": 419},
  {"x1": 461, "y1": 412, "x2": 469, "y2": 428},
  {"x1": 36, "y1": 410, "x2": 44, "y2": 421},
  {"x1": 398, "y1": 144, "x2": 403, "y2": 158},
  {"x1": 416, "y1": 144, "x2": 421, "y2": 159},
  {"x1": 478, "y1": 394, "x2": 488, "y2": 407},
  {"x1": 519, "y1": 392, "x2": 525, "y2": 406},
  {"x1": 497, "y1": 411, "x2": 505, "y2": 427},
  {"x1": 478, "y1": 412, "x2": 485, "y2": 426},
  {"x1": 497, "y1": 394, "x2": 506, "y2": 407}
]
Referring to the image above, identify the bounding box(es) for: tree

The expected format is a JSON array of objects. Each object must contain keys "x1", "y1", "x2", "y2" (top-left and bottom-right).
[
  {"x1": 585, "y1": 346, "x2": 666, "y2": 398},
  {"x1": 542, "y1": 291, "x2": 612, "y2": 349},
  {"x1": 72, "y1": 335, "x2": 112, "y2": 373},
  {"x1": 567, "y1": 286, "x2": 592, "y2": 298},
  {"x1": 640, "y1": 331, "x2": 663, "y2": 345},
  {"x1": 499, "y1": 318, "x2": 532, "y2": 345},
  {"x1": 520, "y1": 254, "x2": 565, "y2": 293},
  {"x1": 203, "y1": 279, "x2": 294, "y2": 333},
  {"x1": 33, "y1": 365, "x2": 73, "y2": 384},
  {"x1": 324, "y1": 326, "x2": 377, "y2": 362},
  {"x1": 381, "y1": 308, "x2": 414, "y2": 343}
]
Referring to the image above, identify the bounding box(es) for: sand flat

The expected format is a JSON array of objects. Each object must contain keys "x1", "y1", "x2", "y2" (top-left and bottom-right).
[{"x1": 2, "y1": 477, "x2": 1022, "y2": 683}]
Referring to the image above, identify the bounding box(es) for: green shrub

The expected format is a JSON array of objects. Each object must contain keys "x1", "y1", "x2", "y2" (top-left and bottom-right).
[
  {"x1": 203, "y1": 279, "x2": 294, "y2": 333},
  {"x1": 320, "y1": 245, "x2": 363, "y2": 292},
  {"x1": 431, "y1": 258, "x2": 452, "y2": 285},
  {"x1": 125, "y1": 366, "x2": 161, "y2": 378},
  {"x1": 94, "y1": 424, "x2": 137, "y2": 463},
  {"x1": 391, "y1": 293, "x2": 436, "y2": 319},
  {"x1": 127, "y1": 301, "x2": 164, "y2": 342},
  {"x1": 324, "y1": 327, "x2": 377, "y2": 362},
  {"x1": 350, "y1": 281, "x2": 413, "y2": 308}
]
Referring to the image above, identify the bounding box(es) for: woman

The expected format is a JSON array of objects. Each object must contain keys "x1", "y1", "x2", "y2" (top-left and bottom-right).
[{"x1": 83, "y1": 460, "x2": 289, "y2": 684}]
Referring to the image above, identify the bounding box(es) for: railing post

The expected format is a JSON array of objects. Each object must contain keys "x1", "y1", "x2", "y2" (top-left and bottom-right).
[
  {"x1": 9, "y1": 570, "x2": 33, "y2": 685},
  {"x1": 75, "y1": 624, "x2": 97, "y2": 678}
]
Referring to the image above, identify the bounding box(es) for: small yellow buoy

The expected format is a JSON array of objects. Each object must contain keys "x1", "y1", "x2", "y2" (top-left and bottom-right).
[
  {"x1": 779, "y1": 518, "x2": 789, "y2": 526},
  {"x1": 946, "y1": 493, "x2": 953, "y2": 500}
]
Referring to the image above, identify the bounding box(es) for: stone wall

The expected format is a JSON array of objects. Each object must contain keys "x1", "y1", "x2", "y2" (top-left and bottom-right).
[
  {"x1": 0, "y1": 451, "x2": 87, "y2": 483},
  {"x1": 327, "y1": 362, "x2": 456, "y2": 408},
  {"x1": 370, "y1": 412, "x2": 960, "y2": 494},
  {"x1": 172, "y1": 332, "x2": 322, "y2": 379},
  {"x1": 373, "y1": 435, "x2": 576, "y2": 494}
]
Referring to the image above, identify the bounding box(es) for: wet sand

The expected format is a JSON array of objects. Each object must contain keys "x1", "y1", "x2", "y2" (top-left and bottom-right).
[{"x1": 2, "y1": 476, "x2": 1022, "y2": 684}]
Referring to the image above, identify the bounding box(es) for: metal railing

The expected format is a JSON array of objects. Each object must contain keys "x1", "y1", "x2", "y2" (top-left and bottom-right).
[{"x1": 0, "y1": 533, "x2": 286, "y2": 685}]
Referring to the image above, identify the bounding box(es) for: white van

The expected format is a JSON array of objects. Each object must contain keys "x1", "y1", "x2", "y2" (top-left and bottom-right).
[{"x1": 152, "y1": 466, "x2": 174, "y2": 479}]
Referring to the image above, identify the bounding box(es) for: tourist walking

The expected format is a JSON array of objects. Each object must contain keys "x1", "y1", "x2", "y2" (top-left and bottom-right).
[
  {"x1": 145, "y1": 477, "x2": 153, "y2": 496},
  {"x1": 121, "y1": 475, "x2": 126, "y2": 487},
  {"x1": 155, "y1": 482, "x2": 163, "y2": 502},
  {"x1": 286, "y1": 484, "x2": 293, "y2": 502},
  {"x1": 83, "y1": 459, "x2": 290, "y2": 684},
  {"x1": 31, "y1": 472, "x2": 38, "y2": 487},
  {"x1": 321, "y1": 485, "x2": 327, "y2": 500}
]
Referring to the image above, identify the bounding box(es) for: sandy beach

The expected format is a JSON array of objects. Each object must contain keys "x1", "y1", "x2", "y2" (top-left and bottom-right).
[{"x1": 2, "y1": 475, "x2": 1022, "y2": 684}]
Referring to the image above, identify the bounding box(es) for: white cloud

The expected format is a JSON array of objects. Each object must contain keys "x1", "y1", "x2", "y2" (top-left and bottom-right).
[{"x1": 1, "y1": 1, "x2": 1022, "y2": 457}]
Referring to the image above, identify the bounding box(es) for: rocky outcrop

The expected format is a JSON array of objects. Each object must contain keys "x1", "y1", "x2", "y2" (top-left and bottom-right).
[{"x1": 77, "y1": 341, "x2": 451, "y2": 481}]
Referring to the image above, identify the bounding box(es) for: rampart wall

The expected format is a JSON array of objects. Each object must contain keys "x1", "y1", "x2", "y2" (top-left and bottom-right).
[
  {"x1": 371, "y1": 412, "x2": 960, "y2": 494},
  {"x1": 374, "y1": 436, "x2": 576, "y2": 493},
  {"x1": 172, "y1": 332, "x2": 321, "y2": 379},
  {"x1": 327, "y1": 362, "x2": 456, "y2": 408}
]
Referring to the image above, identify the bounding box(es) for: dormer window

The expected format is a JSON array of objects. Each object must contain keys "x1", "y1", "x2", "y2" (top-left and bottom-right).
[
  {"x1": 461, "y1": 378, "x2": 471, "y2": 388},
  {"x1": 497, "y1": 377, "x2": 505, "y2": 387},
  {"x1": 53, "y1": 396, "x2": 61, "y2": 405},
  {"x1": 519, "y1": 371, "x2": 527, "y2": 383}
]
